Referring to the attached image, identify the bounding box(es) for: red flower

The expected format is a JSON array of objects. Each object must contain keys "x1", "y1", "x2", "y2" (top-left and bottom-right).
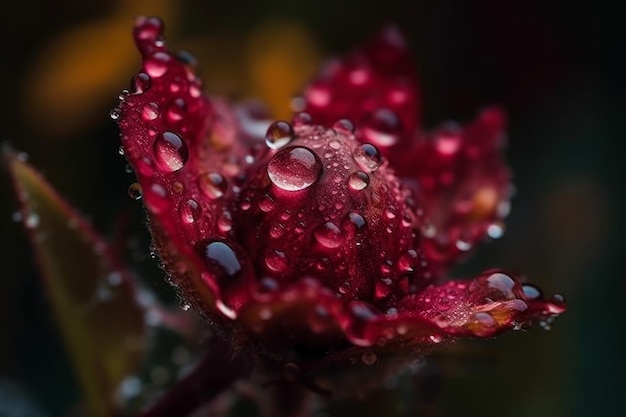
[{"x1": 115, "y1": 17, "x2": 565, "y2": 392}]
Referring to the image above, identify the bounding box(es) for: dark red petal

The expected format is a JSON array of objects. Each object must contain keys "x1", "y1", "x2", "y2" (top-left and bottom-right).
[
  {"x1": 233, "y1": 123, "x2": 423, "y2": 305},
  {"x1": 300, "y1": 26, "x2": 421, "y2": 160},
  {"x1": 397, "y1": 270, "x2": 566, "y2": 337},
  {"x1": 116, "y1": 17, "x2": 257, "y2": 323},
  {"x1": 400, "y1": 108, "x2": 511, "y2": 276}
]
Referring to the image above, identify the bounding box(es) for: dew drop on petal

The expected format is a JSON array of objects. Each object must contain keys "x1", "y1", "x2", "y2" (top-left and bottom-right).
[
  {"x1": 179, "y1": 199, "x2": 201, "y2": 224},
  {"x1": 347, "y1": 171, "x2": 370, "y2": 191},
  {"x1": 314, "y1": 222, "x2": 343, "y2": 248},
  {"x1": 144, "y1": 183, "x2": 170, "y2": 213},
  {"x1": 267, "y1": 146, "x2": 322, "y2": 191},
  {"x1": 144, "y1": 52, "x2": 171, "y2": 78},
  {"x1": 362, "y1": 108, "x2": 402, "y2": 147},
  {"x1": 142, "y1": 102, "x2": 160, "y2": 121},
  {"x1": 265, "y1": 249, "x2": 288, "y2": 272},
  {"x1": 333, "y1": 119, "x2": 355, "y2": 134},
  {"x1": 265, "y1": 121, "x2": 295, "y2": 149},
  {"x1": 131, "y1": 72, "x2": 151, "y2": 94},
  {"x1": 353, "y1": 143, "x2": 381, "y2": 172},
  {"x1": 153, "y1": 131, "x2": 188, "y2": 172},
  {"x1": 198, "y1": 172, "x2": 227, "y2": 200},
  {"x1": 128, "y1": 182, "x2": 142, "y2": 200}
]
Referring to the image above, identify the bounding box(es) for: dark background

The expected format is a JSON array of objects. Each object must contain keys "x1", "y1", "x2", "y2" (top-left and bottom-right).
[{"x1": 0, "y1": 1, "x2": 623, "y2": 416}]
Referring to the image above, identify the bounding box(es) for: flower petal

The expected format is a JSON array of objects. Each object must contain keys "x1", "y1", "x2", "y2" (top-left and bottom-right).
[
  {"x1": 117, "y1": 17, "x2": 261, "y2": 323},
  {"x1": 5, "y1": 151, "x2": 146, "y2": 417},
  {"x1": 398, "y1": 270, "x2": 566, "y2": 337},
  {"x1": 404, "y1": 108, "x2": 511, "y2": 276},
  {"x1": 300, "y1": 26, "x2": 421, "y2": 157}
]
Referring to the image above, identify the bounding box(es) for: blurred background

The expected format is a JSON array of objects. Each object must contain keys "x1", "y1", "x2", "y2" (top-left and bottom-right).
[{"x1": 0, "y1": 0, "x2": 623, "y2": 416}]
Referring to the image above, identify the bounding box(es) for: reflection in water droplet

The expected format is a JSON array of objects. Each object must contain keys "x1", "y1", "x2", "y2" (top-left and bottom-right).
[
  {"x1": 362, "y1": 108, "x2": 402, "y2": 147},
  {"x1": 268, "y1": 147, "x2": 322, "y2": 191},
  {"x1": 131, "y1": 72, "x2": 151, "y2": 94},
  {"x1": 179, "y1": 199, "x2": 201, "y2": 224}
]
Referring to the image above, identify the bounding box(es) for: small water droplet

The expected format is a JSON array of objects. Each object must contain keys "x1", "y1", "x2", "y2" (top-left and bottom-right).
[
  {"x1": 153, "y1": 131, "x2": 188, "y2": 172},
  {"x1": 291, "y1": 111, "x2": 312, "y2": 127},
  {"x1": 144, "y1": 52, "x2": 171, "y2": 78},
  {"x1": 179, "y1": 199, "x2": 201, "y2": 224},
  {"x1": 348, "y1": 171, "x2": 370, "y2": 191},
  {"x1": 131, "y1": 72, "x2": 151, "y2": 94},
  {"x1": 144, "y1": 183, "x2": 169, "y2": 213},
  {"x1": 142, "y1": 102, "x2": 160, "y2": 121},
  {"x1": 455, "y1": 238, "x2": 472, "y2": 251},
  {"x1": 265, "y1": 249, "x2": 288, "y2": 272},
  {"x1": 198, "y1": 172, "x2": 227, "y2": 200},
  {"x1": 268, "y1": 146, "x2": 322, "y2": 191},
  {"x1": 353, "y1": 143, "x2": 381, "y2": 172},
  {"x1": 361, "y1": 351, "x2": 377, "y2": 365},
  {"x1": 333, "y1": 119, "x2": 355, "y2": 134},
  {"x1": 166, "y1": 98, "x2": 187, "y2": 124},
  {"x1": 314, "y1": 222, "x2": 343, "y2": 248},
  {"x1": 487, "y1": 222, "x2": 505, "y2": 239},
  {"x1": 522, "y1": 284, "x2": 543, "y2": 300},
  {"x1": 265, "y1": 121, "x2": 294, "y2": 149},
  {"x1": 109, "y1": 107, "x2": 120, "y2": 120},
  {"x1": 363, "y1": 108, "x2": 402, "y2": 147}
]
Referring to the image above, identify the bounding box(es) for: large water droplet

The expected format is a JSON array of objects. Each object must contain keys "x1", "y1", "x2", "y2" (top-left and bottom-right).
[
  {"x1": 198, "y1": 172, "x2": 227, "y2": 200},
  {"x1": 267, "y1": 146, "x2": 322, "y2": 191},
  {"x1": 353, "y1": 143, "x2": 381, "y2": 172},
  {"x1": 348, "y1": 171, "x2": 370, "y2": 191},
  {"x1": 153, "y1": 131, "x2": 188, "y2": 172},
  {"x1": 199, "y1": 240, "x2": 242, "y2": 278},
  {"x1": 265, "y1": 121, "x2": 294, "y2": 149},
  {"x1": 314, "y1": 222, "x2": 343, "y2": 248}
]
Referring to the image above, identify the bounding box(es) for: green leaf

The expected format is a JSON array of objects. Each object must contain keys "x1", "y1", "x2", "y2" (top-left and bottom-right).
[{"x1": 5, "y1": 151, "x2": 147, "y2": 417}]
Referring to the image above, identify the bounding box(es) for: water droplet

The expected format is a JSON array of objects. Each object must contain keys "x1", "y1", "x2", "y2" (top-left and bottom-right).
[
  {"x1": 314, "y1": 222, "x2": 343, "y2": 248},
  {"x1": 522, "y1": 284, "x2": 543, "y2": 300},
  {"x1": 166, "y1": 98, "x2": 187, "y2": 124},
  {"x1": 109, "y1": 107, "x2": 120, "y2": 120},
  {"x1": 362, "y1": 108, "x2": 402, "y2": 147},
  {"x1": 142, "y1": 102, "x2": 160, "y2": 121},
  {"x1": 487, "y1": 222, "x2": 505, "y2": 239},
  {"x1": 198, "y1": 172, "x2": 227, "y2": 200},
  {"x1": 361, "y1": 351, "x2": 377, "y2": 365},
  {"x1": 265, "y1": 249, "x2": 288, "y2": 272},
  {"x1": 153, "y1": 131, "x2": 188, "y2": 172},
  {"x1": 179, "y1": 199, "x2": 201, "y2": 224},
  {"x1": 292, "y1": 112, "x2": 312, "y2": 126},
  {"x1": 218, "y1": 211, "x2": 233, "y2": 233},
  {"x1": 344, "y1": 212, "x2": 366, "y2": 231},
  {"x1": 258, "y1": 194, "x2": 276, "y2": 212},
  {"x1": 348, "y1": 171, "x2": 370, "y2": 191},
  {"x1": 144, "y1": 52, "x2": 171, "y2": 78},
  {"x1": 333, "y1": 119, "x2": 355, "y2": 134},
  {"x1": 131, "y1": 72, "x2": 151, "y2": 94},
  {"x1": 265, "y1": 121, "x2": 294, "y2": 149},
  {"x1": 455, "y1": 238, "x2": 472, "y2": 251},
  {"x1": 268, "y1": 146, "x2": 322, "y2": 191},
  {"x1": 353, "y1": 143, "x2": 381, "y2": 172},
  {"x1": 128, "y1": 182, "x2": 141, "y2": 200}
]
